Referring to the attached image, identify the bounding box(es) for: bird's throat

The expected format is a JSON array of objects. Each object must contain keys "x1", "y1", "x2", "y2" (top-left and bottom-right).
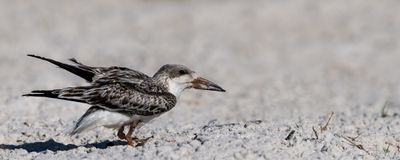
[{"x1": 167, "y1": 81, "x2": 187, "y2": 97}]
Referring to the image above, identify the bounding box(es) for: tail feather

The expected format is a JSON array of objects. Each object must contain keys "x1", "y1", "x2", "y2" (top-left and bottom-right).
[
  {"x1": 27, "y1": 54, "x2": 95, "y2": 82},
  {"x1": 23, "y1": 89, "x2": 86, "y2": 103},
  {"x1": 23, "y1": 89, "x2": 60, "y2": 98}
]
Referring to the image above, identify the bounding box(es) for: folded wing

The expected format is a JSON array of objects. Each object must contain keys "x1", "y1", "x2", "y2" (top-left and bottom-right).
[{"x1": 24, "y1": 83, "x2": 177, "y2": 116}]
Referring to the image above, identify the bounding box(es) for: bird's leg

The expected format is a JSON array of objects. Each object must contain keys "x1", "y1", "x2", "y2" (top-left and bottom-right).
[
  {"x1": 125, "y1": 120, "x2": 151, "y2": 146},
  {"x1": 126, "y1": 123, "x2": 136, "y2": 146},
  {"x1": 123, "y1": 120, "x2": 150, "y2": 146},
  {"x1": 117, "y1": 126, "x2": 126, "y2": 140}
]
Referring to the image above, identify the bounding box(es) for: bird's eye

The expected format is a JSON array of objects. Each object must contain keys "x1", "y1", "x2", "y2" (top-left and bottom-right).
[{"x1": 179, "y1": 70, "x2": 187, "y2": 75}]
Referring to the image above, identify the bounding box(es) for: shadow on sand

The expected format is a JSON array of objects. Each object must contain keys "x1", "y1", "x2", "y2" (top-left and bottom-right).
[{"x1": 0, "y1": 139, "x2": 127, "y2": 152}]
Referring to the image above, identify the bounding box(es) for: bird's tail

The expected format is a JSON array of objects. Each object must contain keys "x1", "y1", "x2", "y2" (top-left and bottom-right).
[
  {"x1": 27, "y1": 54, "x2": 95, "y2": 82},
  {"x1": 23, "y1": 87, "x2": 89, "y2": 103},
  {"x1": 23, "y1": 89, "x2": 60, "y2": 98}
]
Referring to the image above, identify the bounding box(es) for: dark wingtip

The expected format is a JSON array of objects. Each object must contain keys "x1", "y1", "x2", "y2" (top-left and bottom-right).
[
  {"x1": 22, "y1": 93, "x2": 41, "y2": 97},
  {"x1": 27, "y1": 54, "x2": 46, "y2": 60},
  {"x1": 27, "y1": 54, "x2": 37, "y2": 57},
  {"x1": 22, "y1": 93, "x2": 42, "y2": 97}
]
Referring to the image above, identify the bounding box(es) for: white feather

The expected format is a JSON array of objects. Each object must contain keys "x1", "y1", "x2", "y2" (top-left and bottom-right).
[
  {"x1": 69, "y1": 110, "x2": 161, "y2": 135},
  {"x1": 168, "y1": 75, "x2": 192, "y2": 97},
  {"x1": 70, "y1": 110, "x2": 130, "y2": 135}
]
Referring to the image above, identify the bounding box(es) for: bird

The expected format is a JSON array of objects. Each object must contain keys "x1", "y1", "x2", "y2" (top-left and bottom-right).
[{"x1": 23, "y1": 54, "x2": 225, "y2": 146}]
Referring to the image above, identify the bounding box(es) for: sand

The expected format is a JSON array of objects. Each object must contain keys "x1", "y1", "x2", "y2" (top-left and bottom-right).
[{"x1": 1, "y1": 0, "x2": 400, "y2": 159}]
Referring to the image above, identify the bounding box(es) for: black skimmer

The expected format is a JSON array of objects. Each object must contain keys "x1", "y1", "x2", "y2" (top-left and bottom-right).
[{"x1": 23, "y1": 54, "x2": 225, "y2": 146}]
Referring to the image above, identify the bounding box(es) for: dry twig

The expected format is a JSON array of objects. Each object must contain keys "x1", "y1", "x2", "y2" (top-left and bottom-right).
[
  {"x1": 342, "y1": 135, "x2": 370, "y2": 155},
  {"x1": 381, "y1": 100, "x2": 390, "y2": 118},
  {"x1": 312, "y1": 126, "x2": 319, "y2": 139},
  {"x1": 320, "y1": 112, "x2": 334, "y2": 131}
]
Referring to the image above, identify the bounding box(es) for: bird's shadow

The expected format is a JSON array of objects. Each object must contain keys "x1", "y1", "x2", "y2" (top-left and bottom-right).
[{"x1": 0, "y1": 139, "x2": 127, "y2": 153}]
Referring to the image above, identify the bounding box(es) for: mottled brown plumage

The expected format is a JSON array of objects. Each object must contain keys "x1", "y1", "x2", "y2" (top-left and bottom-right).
[{"x1": 24, "y1": 55, "x2": 225, "y2": 146}]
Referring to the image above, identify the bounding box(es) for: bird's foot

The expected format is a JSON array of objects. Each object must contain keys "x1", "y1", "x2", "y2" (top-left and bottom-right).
[
  {"x1": 126, "y1": 136, "x2": 152, "y2": 147},
  {"x1": 133, "y1": 136, "x2": 152, "y2": 146},
  {"x1": 117, "y1": 132, "x2": 126, "y2": 140}
]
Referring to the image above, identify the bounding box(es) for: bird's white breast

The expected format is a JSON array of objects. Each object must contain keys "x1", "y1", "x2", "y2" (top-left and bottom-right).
[
  {"x1": 100, "y1": 111, "x2": 132, "y2": 128},
  {"x1": 101, "y1": 111, "x2": 160, "y2": 128},
  {"x1": 71, "y1": 110, "x2": 161, "y2": 134}
]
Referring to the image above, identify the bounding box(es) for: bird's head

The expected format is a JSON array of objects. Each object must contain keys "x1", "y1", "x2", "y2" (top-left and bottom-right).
[{"x1": 153, "y1": 64, "x2": 225, "y2": 97}]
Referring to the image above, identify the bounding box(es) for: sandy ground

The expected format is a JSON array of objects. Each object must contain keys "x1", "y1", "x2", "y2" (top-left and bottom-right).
[{"x1": 1, "y1": 0, "x2": 400, "y2": 159}]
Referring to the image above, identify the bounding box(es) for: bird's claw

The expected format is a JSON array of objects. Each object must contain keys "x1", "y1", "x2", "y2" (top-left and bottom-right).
[{"x1": 127, "y1": 136, "x2": 152, "y2": 147}]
